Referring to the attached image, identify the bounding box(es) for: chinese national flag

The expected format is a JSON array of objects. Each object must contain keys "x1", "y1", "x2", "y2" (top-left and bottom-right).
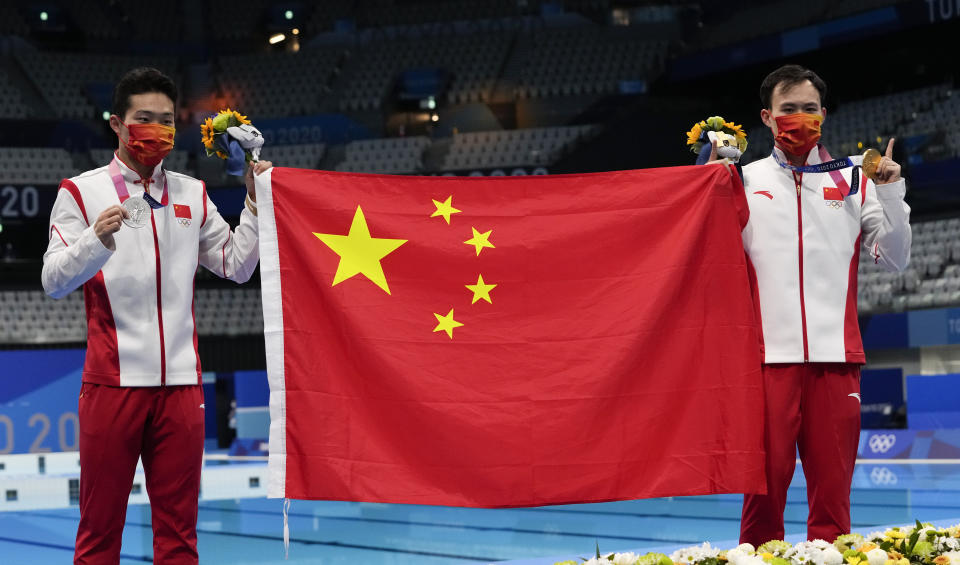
[
  {"x1": 823, "y1": 186, "x2": 844, "y2": 201},
  {"x1": 173, "y1": 203, "x2": 192, "y2": 218},
  {"x1": 256, "y1": 165, "x2": 765, "y2": 507}
]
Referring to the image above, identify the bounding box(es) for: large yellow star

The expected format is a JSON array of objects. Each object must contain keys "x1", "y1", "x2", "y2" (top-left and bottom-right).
[
  {"x1": 465, "y1": 274, "x2": 497, "y2": 304},
  {"x1": 433, "y1": 308, "x2": 463, "y2": 339},
  {"x1": 313, "y1": 206, "x2": 407, "y2": 294},
  {"x1": 430, "y1": 195, "x2": 461, "y2": 224},
  {"x1": 464, "y1": 227, "x2": 495, "y2": 256}
]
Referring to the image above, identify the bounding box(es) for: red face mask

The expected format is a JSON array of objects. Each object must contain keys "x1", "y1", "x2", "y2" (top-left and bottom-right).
[
  {"x1": 119, "y1": 122, "x2": 175, "y2": 168},
  {"x1": 774, "y1": 113, "x2": 822, "y2": 157}
]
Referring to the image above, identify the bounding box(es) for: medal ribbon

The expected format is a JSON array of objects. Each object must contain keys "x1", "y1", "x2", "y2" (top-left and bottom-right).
[
  {"x1": 108, "y1": 157, "x2": 168, "y2": 208},
  {"x1": 772, "y1": 145, "x2": 860, "y2": 196}
]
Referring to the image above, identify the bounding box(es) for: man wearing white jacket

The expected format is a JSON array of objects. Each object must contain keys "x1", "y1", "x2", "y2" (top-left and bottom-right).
[
  {"x1": 714, "y1": 65, "x2": 912, "y2": 545},
  {"x1": 41, "y1": 67, "x2": 271, "y2": 564}
]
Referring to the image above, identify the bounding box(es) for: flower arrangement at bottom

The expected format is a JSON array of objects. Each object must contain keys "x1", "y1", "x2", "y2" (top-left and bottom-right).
[{"x1": 555, "y1": 522, "x2": 960, "y2": 565}]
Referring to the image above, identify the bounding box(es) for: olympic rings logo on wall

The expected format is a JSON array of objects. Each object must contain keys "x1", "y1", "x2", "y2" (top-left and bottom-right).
[
  {"x1": 868, "y1": 433, "x2": 897, "y2": 454},
  {"x1": 869, "y1": 466, "x2": 898, "y2": 485}
]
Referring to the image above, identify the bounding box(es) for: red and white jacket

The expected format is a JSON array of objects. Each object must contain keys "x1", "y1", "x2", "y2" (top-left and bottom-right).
[
  {"x1": 741, "y1": 145, "x2": 911, "y2": 364},
  {"x1": 41, "y1": 155, "x2": 260, "y2": 386}
]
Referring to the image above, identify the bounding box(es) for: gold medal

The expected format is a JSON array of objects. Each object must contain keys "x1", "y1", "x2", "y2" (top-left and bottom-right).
[{"x1": 862, "y1": 148, "x2": 882, "y2": 181}]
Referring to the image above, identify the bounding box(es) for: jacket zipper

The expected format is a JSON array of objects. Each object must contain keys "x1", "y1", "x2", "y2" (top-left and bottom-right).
[
  {"x1": 150, "y1": 210, "x2": 167, "y2": 385},
  {"x1": 794, "y1": 172, "x2": 809, "y2": 362}
]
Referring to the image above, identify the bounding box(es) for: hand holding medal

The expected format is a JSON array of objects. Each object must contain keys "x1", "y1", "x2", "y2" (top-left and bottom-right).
[
  {"x1": 862, "y1": 138, "x2": 900, "y2": 185},
  {"x1": 122, "y1": 196, "x2": 150, "y2": 228}
]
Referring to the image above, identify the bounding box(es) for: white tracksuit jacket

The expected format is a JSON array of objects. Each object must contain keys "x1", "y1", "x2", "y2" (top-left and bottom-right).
[
  {"x1": 41, "y1": 155, "x2": 260, "y2": 386},
  {"x1": 741, "y1": 145, "x2": 911, "y2": 364}
]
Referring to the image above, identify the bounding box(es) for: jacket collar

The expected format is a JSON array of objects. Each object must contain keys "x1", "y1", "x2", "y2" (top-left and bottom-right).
[
  {"x1": 771, "y1": 144, "x2": 821, "y2": 168},
  {"x1": 113, "y1": 151, "x2": 165, "y2": 189}
]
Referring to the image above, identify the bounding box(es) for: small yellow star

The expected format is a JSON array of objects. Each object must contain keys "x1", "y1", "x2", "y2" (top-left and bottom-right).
[
  {"x1": 433, "y1": 308, "x2": 464, "y2": 339},
  {"x1": 430, "y1": 195, "x2": 461, "y2": 224},
  {"x1": 465, "y1": 274, "x2": 497, "y2": 304},
  {"x1": 464, "y1": 227, "x2": 494, "y2": 256}
]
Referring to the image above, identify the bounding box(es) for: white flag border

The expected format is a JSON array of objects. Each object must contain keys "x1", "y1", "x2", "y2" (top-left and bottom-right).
[{"x1": 255, "y1": 169, "x2": 287, "y2": 498}]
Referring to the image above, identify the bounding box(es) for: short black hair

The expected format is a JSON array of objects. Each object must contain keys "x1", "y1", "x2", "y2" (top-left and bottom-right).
[
  {"x1": 112, "y1": 67, "x2": 178, "y2": 119},
  {"x1": 759, "y1": 64, "x2": 827, "y2": 109}
]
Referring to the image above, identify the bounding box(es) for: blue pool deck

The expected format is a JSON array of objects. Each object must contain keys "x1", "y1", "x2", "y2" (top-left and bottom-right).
[{"x1": 1, "y1": 460, "x2": 959, "y2": 564}]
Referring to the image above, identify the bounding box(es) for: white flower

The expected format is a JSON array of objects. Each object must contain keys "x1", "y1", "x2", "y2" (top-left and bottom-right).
[
  {"x1": 866, "y1": 547, "x2": 887, "y2": 565},
  {"x1": 613, "y1": 553, "x2": 640, "y2": 565},
  {"x1": 726, "y1": 548, "x2": 752, "y2": 565},
  {"x1": 671, "y1": 543, "x2": 721, "y2": 564},
  {"x1": 737, "y1": 553, "x2": 766, "y2": 565},
  {"x1": 865, "y1": 532, "x2": 886, "y2": 544},
  {"x1": 943, "y1": 551, "x2": 960, "y2": 564},
  {"x1": 786, "y1": 541, "x2": 834, "y2": 565},
  {"x1": 822, "y1": 546, "x2": 843, "y2": 565},
  {"x1": 939, "y1": 537, "x2": 960, "y2": 552},
  {"x1": 736, "y1": 544, "x2": 756, "y2": 553}
]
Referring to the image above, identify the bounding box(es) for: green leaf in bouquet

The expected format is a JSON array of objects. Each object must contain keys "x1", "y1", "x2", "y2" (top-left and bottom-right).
[
  {"x1": 211, "y1": 112, "x2": 232, "y2": 132},
  {"x1": 758, "y1": 541, "x2": 792, "y2": 557},
  {"x1": 842, "y1": 549, "x2": 869, "y2": 565},
  {"x1": 637, "y1": 552, "x2": 672, "y2": 565},
  {"x1": 705, "y1": 116, "x2": 726, "y2": 130},
  {"x1": 911, "y1": 541, "x2": 934, "y2": 558},
  {"x1": 908, "y1": 530, "x2": 923, "y2": 554},
  {"x1": 835, "y1": 534, "x2": 867, "y2": 552}
]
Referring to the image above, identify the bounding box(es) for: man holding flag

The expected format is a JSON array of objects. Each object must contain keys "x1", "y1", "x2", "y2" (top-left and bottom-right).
[
  {"x1": 41, "y1": 67, "x2": 271, "y2": 564},
  {"x1": 707, "y1": 64, "x2": 912, "y2": 544}
]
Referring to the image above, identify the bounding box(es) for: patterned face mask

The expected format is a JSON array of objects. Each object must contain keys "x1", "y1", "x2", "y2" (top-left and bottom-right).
[
  {"x1": 119, "y1": 121, "x2": 175, "y2": 168},
  {"x1": 774, "y1": 112, "x2": 822, "y2": 157}
]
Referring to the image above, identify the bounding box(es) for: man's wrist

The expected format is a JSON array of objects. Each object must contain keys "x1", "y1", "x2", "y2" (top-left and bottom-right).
[{"x1": 245, "y1": 193, "x2": 258, "y2": 216}]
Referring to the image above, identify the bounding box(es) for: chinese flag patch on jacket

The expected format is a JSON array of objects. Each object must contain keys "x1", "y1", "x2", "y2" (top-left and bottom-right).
[
  {"x1": 823, "y1": 186, "x2": 844, "y2": 201},
  {"x1": 173, "y1": 204, "x2": 192, "y2": 219}
]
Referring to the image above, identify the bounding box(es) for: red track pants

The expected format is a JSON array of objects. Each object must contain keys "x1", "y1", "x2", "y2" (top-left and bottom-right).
[
  {"x1": 74, "y1": 383, "x2": 205, "y2": 565},
  {"x1": 740, "y1": 363, "x2": 861, "y2": 546}
]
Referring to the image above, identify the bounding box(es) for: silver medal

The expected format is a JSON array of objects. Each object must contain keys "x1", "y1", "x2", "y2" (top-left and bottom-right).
[{"x1": 122, "y1": 196, "x2": 150, "y2": 229}]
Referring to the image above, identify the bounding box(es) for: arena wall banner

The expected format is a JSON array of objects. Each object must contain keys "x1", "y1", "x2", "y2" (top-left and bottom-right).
[
  {"x1": 255, "y1": 165, "x2": 765, "y2": 507},
  {"x1": 0, "y1": 349, "x2": 85, "y2": 455}
]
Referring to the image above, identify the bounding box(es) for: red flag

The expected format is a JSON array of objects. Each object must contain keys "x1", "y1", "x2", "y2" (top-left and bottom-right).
[
  {"x1": 173, "y1": 203, "x2": 192, "y2": 219},
  {"x1": 823, "y1": 186, "x2": 844, "y2": 201},
  {"x1": 257, "y1": 166, "x2": 765, "y2": 507}
]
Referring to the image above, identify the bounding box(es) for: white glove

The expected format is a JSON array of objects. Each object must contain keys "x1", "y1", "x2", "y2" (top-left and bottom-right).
[
  {"x1": 226, "y1": 124, "x2": 264, "y2": 162},
  {"x1": 707, "y1": 130, "x2": 743, "y2": 163}
]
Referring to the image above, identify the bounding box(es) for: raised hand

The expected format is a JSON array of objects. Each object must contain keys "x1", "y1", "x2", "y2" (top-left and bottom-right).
[{"x1": 874, "y1": 138, "x2": 902, "y2": 185}]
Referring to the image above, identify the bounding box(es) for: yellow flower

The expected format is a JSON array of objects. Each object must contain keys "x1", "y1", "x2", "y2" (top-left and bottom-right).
[
  {"x1": 686, "y1": 122, "x2": 704, "y2": 146},
  {"x1": 886, "y1": 530, "x2": 907, "y2": 540},
  {"x1": 201, "y1": 117, "x2": 215, "y2": 149},
  {"x1": 724, "y1": 121, "x2": 747, "y2": 140},
  {"x1": 846, "y1": 556, "x2": 864, "y2": 565},
  {"x1": 761, "y1": 554, "x2": 774, "y2": 560},
  {"x1": 226, "y1": 108, "x2": 251, "y2": 125},
  {"x1": 858, "y1": 544, "x2": 878, "y2": 553},
  {"x1": 933, "y1": 556, "x2": 950, "y2": 565},
  {"x1": 211, "y1": 108, "x2": 252, "y2": 131}
]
